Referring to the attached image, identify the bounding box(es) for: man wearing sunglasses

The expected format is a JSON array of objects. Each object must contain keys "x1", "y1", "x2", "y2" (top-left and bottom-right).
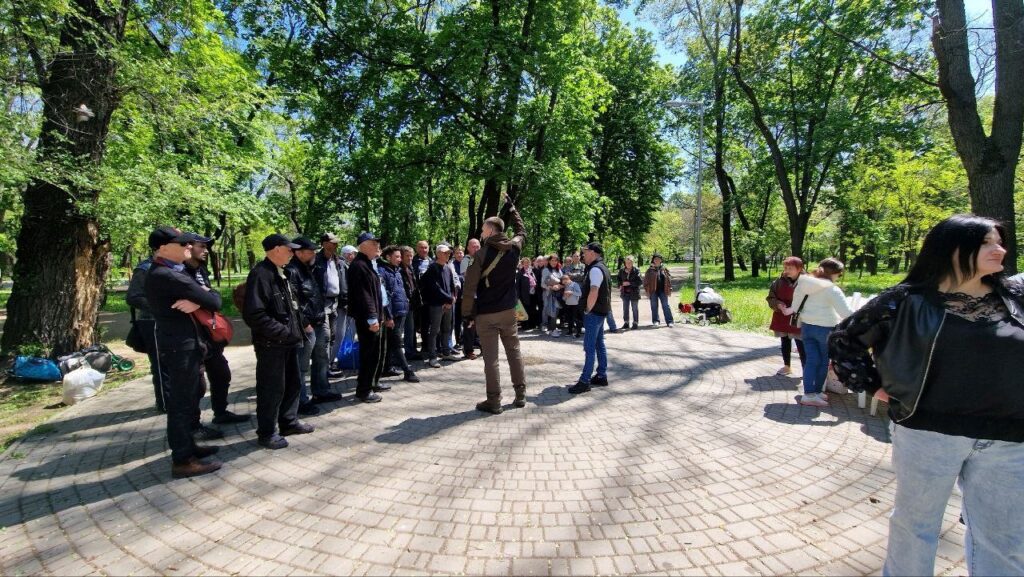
[{"x1": 144, "y1": 226, "x2": 224, "y2": 478}]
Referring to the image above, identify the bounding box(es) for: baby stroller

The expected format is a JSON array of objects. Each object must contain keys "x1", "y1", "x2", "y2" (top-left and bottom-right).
[{"x1": 679, "y1": 286, "x2": 731, "y2": 326}]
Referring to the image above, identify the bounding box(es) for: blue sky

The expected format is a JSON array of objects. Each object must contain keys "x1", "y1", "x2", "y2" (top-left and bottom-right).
[{"x1": 615, "y1": 0, "x2": 994, "y2": 69}]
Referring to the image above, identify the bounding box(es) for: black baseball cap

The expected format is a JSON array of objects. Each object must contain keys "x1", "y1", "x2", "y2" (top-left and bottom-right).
[
  {"x1": 262, "y1": 233, "x2": 301, "y2": 251},
  {"x1": 357, "y1": 231, "x2": 378, "y2": 245},
  {"x1": 292, "y1": 236, "x2": 318, "y2": 250},
  {"x1": 148, "y1": 226, "x2": 192, "y2": 250},
  {"x1": 185, "y1": 232, "x2": 213, "y2": 245},
  {"x1": 584, "y1": 242, "x2": 604, "y2": 256}
]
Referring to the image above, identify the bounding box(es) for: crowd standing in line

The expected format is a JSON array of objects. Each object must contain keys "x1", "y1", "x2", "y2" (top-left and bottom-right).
[{"x1": 134, "y1": 205, "x2": 718, "y2": 479}]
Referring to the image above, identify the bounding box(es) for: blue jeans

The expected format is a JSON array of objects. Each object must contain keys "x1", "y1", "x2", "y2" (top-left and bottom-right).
[
  {"x1": 622, "y1": 298, "x2": 639, "y2": 325},
  {"x1": 884, "y1": 424, "x2": 1024, "y2": 576},
  {"x1": 579, "y1": 312, "x2": 607, "y2": 384},
  {"x1": 650, "y1": 292, "x2": 673, "y2": 324},
  {"x1": 605, "y1": 310, "x2": 617, "y2": 331},
  {"x1": 800, "y1": 324, "x2": 831, "y2": 395}
]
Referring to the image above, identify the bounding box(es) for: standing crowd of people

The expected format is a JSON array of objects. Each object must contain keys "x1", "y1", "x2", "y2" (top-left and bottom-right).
[
  {"x1": 126, "y1": 208, "x2": 1020, "y2": 575},
  {"x1": 133, "y1": 196, "x2": 652, "y2": 478}
]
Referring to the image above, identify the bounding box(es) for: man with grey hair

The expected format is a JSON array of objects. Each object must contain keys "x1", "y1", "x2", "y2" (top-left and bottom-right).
[
  {"x1": 314, "y1": 233, "x2": 348, "y2": 391},
  {"x1": 420, "y1": 243, "x2": 459, "y2": 368}
]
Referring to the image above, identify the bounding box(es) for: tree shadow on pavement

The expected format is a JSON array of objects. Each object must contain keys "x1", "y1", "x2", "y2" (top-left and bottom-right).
[{"x1": 374, "y1": 409, "x2": 489, "y2": 444}]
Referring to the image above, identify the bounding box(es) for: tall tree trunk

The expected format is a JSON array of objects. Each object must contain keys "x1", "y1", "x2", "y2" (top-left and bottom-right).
[
  {"x1": 933, "y1": 0, "x2": 1023, "y2": 273},
  {"x1": 2, "y1": 0, "x2": 129, "y2": 356}
]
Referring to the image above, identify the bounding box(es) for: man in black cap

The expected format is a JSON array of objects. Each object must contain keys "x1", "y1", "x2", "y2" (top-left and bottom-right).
[
  {"x1": 568, "y1": 242, "x2": 612, "y2": 394},
  {"x1": 243, "y1": 234, "x2": 315, "y2": 449},
  {"x1": 286, "y1": 236, "x2": 336, "y2": 415},
  {"x1": 314, "y1": 232, "x2": 347, "y2": 379},
  {"x1": 143, "y1": 226, "x2": 223, "y2": 478},
  {"x1": 346, "y1": 231, "x2": 387, "y2": 402},
  {"x1": 183, "y1": 233, "x2": 249, "y2": 435}
]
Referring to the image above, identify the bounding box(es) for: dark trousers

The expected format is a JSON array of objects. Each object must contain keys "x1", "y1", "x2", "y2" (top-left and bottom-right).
[
  {"x1": 462, "y1": 321, "x2": 478, "y2": 355},
  {"x1": 781, "y1": 335, "x2": 807, "y2": 367},
  {"x1": 562, "y1": 304, "x2": 579, "y2": 335},
  {"x1": 254, "y1": 345, "x2": 301, "y2": 439},
  {"x1": 418, "y1": 303, "x2": 431, "y2": 353},
  {"x1": 356, "y1": 322, "x2": 387, "y2": 397},
  {"x1": 139, "y1": 320, "x2": 170, "y2": 410},
  {"x1": 387, "y1": 314, "x2": 412, "y2": 373},
  {"x1": 205, "y1": 342, "x2": 232, "y2": 415},
  {"x1": 158, "y1": 347, "x2": 203, "y2": 464},
  {"x1": 454, "y1": 297, "x2": 464, "y2": 343},
  {"x1": 528, "y1": 292, "x2": 542, "y2": 329}
]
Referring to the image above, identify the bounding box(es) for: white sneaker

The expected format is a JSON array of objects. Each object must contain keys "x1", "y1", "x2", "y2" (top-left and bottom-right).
[
  {"x1": 551, "y1": 329, "x2": 562, "y2": 337},
  {"x1": 652, "y1": 321, "x2": 661, "y2": 327},
  {"x1": 799, "y1": 393, "x2": 828, "y2": 407},
  {"x1": 776, "y1": 366, "x2": 793, "y2": 376}
]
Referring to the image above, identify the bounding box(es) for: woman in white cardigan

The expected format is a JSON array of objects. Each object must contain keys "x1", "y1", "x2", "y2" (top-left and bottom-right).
[{"x1": 783, "y1": 258, "x2": 853, "y2": 407}]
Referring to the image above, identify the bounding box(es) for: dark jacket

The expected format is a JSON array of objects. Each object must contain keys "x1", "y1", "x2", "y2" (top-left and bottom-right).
[
  {"x1": 379, "y1": 260, "x2": 410, "y2": 319},
  {"x1": 286, "y1": 259, "x2": 326, "y2": 327},
  {"x1": 127, "y1": 258, "x2": 155, "y2": 321},
  {"x1": 617, "y1": 266, "x2": 642, "y2": 301},
  {"x1": 644, "y1": 265, "x2": 672, "y2": 296},
  {"x1": 829, "y1": 283, "x2": 1024, "y2": 422},
  {"x1": 243, "y1": 258, "x2": 304, "y2": 348},
  {"x1": 412, "y1": 254, "x2": 433, "y2": 283},
  {"x1": 421, "y1": 261, "x2": 455, "y2": 307},
  {"x1": 144, "y1": 258, "x2": 223, "y2": 352},
  {"x1": 346, "y1": 252, "x2": 383, "y2": 322},
  {"x1": 313, "y1": 251, "x2": 347, "y2": 305},
  {"x1": 461, "y1": 207, "x2": 527, "y2": 320}
]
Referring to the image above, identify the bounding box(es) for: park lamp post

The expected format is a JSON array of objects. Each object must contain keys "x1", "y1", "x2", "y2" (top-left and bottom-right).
[{"x1": 665, "y1": 99, "x2": 706, "y2": 298}]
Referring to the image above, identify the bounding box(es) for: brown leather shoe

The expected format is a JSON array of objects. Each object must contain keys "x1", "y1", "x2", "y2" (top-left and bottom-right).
[
  {"x1": 193, "y1": 445, "x2": 220, "y2": 459},
  {"x1": 463, "y1": 352, "x2": 478, "y2": 360},
  {"x1": 172, "y1": 457, "x2": 222, "y2": 479}
]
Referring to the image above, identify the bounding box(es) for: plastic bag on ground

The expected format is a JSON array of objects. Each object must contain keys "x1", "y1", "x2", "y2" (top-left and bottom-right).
[{"x1": 62, "y1": 367, "x2": 106, "y2": 406}]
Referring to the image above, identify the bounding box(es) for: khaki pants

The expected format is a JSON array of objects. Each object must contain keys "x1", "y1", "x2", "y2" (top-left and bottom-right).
[{"x1": 475, "y1": 308, "x2": 526, "y2": 402}]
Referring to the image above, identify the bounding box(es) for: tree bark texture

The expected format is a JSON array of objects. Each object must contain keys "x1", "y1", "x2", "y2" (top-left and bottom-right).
[
  {"x1": 2, "y1": 0, "x2": 129, "y2": 356},
  {"x1": 933, "y1": 0, "x2": 1023, "y2": 272}
]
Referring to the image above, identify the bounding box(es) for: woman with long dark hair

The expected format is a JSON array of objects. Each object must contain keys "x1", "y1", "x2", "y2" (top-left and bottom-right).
[{"x1": 830, "y1": 214, "x2": 1024, "y2": 576}]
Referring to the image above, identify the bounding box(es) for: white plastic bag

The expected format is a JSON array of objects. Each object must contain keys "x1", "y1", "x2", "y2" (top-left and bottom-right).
[
  {"x1": 62, "y1": 367, "x2": 106, "y2": 405},
  {"x1": 697, "y1": 287, "x2": 725, "y2": 305}
]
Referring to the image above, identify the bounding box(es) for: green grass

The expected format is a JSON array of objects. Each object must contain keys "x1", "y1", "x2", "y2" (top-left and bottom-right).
[
  {"x1": 674, "y1": 263, "x2": 905, "y2": 336},
  {"x1": 1, "y1": 361, "x2": 147, "y2": 453}
]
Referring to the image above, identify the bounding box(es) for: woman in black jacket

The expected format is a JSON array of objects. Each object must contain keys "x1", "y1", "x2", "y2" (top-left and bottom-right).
[
  {"x1": 829, "y1": 214, "x2": 1024, "y2": 576},
  {"x1": 617, "y1": 256, "x2": 642, "y2": 330}
]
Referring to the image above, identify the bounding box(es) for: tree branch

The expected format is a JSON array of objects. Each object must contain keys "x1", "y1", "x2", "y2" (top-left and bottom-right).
[{"x1": 817, "y1": 17, "x2": 940, "y2": 89}]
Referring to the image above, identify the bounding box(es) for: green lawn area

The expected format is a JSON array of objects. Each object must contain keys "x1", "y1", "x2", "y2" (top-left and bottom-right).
[{"x1": 675, "y1": 263, "x2": 905, "y2": 336}]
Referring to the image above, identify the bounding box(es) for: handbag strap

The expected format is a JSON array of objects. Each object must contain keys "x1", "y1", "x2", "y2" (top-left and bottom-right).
[{"x1": 794, "y1": 295, "x2": 809, "y2": 315}]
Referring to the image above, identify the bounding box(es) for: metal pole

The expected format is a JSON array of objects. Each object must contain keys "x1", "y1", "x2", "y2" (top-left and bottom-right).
[{"x1": 694, "y1": 103, "x2": 705, "y2": 298}]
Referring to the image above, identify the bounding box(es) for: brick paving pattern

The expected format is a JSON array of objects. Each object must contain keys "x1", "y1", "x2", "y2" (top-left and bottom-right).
[{"x1": 0, "y1": 316, "x2": 969, "y2": 575}]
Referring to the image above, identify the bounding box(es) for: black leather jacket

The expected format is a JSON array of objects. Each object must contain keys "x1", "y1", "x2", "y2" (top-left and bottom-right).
[
  {"x1": 243, "y1": 259, "x2": 304, "y2": 348},
  {"x1": 829, "y1": 283, "x2": 1024, "y2": 422},
  {"x1": 286, "y1": 259, "x2": 326, "y2": 327}
]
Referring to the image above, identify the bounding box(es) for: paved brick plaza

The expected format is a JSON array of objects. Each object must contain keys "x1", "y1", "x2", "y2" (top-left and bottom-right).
[{"x1": 0, "y1": 323, "x2": 968, "y2": 575}]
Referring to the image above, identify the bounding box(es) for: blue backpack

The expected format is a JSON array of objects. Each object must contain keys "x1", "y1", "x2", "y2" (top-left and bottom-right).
[{"x1": 10, "y1": 356, "x2": 63, "y2": 382}]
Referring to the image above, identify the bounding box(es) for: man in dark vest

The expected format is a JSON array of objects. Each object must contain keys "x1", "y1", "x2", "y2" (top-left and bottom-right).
[
  {"x1": 568, "y1": 242, "x2": 611, "y2": 394},
  {"x1": 462, "y1": 196, "x2": 528, "y2": 414}
]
